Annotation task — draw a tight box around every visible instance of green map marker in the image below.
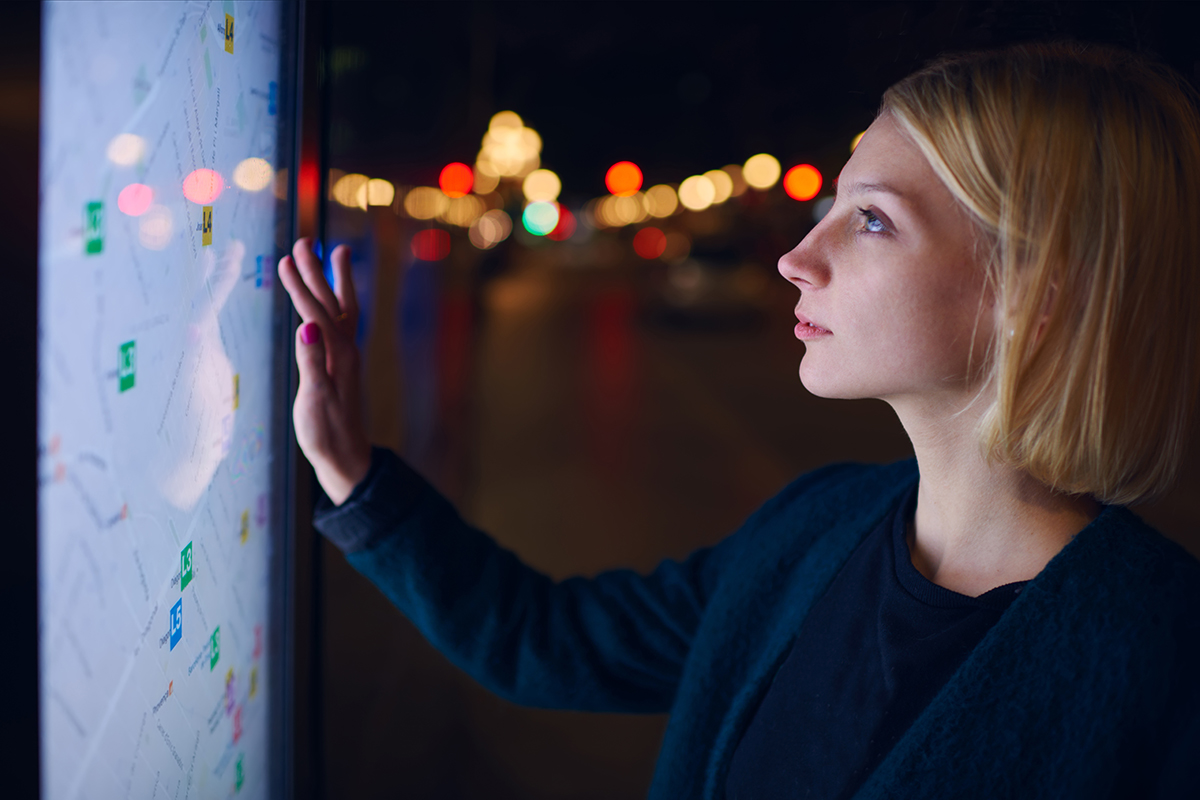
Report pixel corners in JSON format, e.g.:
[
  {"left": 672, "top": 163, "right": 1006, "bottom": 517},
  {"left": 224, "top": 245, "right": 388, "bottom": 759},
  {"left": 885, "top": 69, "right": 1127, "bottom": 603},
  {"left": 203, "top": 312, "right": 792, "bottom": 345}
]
[
  {"left": 235, "top": 755, "right": 244, "bottom": 791},
  {"left": 84, "top": 200, "right": 103, "bottom": 254},
  {"left": 210, "top": 626, "right": 221, "bottom": 670},
  {"left": 181, "top": 542, "right": 193, "bottom": 589},
  {"left": 118, "top": 341, "right": 136, "bottom": 392}
]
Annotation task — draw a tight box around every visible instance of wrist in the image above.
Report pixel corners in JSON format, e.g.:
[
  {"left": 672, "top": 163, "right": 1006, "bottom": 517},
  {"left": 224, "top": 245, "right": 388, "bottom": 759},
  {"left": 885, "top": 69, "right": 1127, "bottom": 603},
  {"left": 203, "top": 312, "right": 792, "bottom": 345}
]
[{"left": 313, "top": 445, "right": 372, "bottom": 506}]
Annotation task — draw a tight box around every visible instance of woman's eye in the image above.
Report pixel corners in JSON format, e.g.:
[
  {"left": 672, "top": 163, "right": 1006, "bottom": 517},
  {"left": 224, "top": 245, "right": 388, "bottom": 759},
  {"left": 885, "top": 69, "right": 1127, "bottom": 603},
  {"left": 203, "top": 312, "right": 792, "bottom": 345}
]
[{"left": 857, "top": 207, "right": 887, "bottom": 234}]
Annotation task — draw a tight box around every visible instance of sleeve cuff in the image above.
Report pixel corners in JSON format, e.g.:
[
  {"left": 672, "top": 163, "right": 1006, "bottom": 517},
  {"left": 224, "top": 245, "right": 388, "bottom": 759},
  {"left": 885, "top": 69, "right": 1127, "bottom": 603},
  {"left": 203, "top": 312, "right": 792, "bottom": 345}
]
[{"left": 312, "top": 446, "right": 431, "bottom": 554}]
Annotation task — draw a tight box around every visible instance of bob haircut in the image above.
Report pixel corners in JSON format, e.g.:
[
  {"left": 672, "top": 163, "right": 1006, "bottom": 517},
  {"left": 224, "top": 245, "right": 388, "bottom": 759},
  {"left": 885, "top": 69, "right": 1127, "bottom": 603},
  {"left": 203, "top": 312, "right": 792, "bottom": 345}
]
[{"left": 883, "top": 43, "right": 1200, "bottom": 506}]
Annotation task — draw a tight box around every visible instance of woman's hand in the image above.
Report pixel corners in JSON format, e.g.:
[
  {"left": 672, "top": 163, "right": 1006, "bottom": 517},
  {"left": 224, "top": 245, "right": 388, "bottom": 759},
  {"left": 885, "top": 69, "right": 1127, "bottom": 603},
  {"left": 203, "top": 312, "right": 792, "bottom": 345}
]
[{"left": 277, "top": 239, "right": 372, "bottom": 505}]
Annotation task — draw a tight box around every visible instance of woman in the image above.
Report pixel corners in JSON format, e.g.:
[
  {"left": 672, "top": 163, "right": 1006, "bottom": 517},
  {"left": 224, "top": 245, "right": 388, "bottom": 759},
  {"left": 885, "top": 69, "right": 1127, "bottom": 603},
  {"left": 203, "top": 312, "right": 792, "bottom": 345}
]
[{"left": 278, "top": 43, "right": 1200, "bottom": 798}]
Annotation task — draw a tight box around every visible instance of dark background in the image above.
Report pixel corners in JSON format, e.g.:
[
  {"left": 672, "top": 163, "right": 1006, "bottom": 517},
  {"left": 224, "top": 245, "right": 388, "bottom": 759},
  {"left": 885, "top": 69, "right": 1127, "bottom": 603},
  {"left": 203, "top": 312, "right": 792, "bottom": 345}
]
[{"left": 298, "top": 3, "right": 1200, "bottom": 799}]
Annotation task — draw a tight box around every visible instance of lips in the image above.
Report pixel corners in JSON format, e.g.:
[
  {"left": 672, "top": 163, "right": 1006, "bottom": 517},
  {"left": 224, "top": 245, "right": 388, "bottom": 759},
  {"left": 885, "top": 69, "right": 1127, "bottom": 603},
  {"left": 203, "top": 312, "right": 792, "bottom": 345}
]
[{"left": 794, "top": 311, "right": 832, "bottom": 334}]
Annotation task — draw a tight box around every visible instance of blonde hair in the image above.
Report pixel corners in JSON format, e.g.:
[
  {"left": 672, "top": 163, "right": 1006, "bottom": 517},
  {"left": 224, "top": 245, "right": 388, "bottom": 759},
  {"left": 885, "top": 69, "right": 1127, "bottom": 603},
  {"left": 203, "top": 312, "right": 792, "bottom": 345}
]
[{"left": 883, "top": 43, "right": 1200, "bottom": 505}]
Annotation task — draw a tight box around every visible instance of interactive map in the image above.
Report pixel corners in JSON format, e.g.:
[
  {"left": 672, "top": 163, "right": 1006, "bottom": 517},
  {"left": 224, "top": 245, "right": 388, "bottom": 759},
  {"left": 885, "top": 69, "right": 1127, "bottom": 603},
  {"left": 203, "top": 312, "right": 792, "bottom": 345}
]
[{"left": 38, "top": 2, "right": 289, "bottom": 797}]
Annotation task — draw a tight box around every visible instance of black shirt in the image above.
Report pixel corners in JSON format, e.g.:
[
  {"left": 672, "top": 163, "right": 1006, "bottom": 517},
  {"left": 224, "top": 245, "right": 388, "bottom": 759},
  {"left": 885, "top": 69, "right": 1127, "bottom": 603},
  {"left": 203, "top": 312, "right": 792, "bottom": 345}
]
[{"left": 725, "top": 485, "right": 1027, "bottom": 799}]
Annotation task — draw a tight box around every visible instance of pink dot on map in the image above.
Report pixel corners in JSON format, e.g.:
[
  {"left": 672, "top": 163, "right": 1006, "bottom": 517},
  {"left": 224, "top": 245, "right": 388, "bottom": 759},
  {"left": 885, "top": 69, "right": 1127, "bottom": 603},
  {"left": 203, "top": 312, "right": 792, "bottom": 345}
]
[
  {"left": 182, "top": 168, "right": 224, "bottom": 204},
  {"left": 117, "top": 183, "right": 154, "bottom": 216}
]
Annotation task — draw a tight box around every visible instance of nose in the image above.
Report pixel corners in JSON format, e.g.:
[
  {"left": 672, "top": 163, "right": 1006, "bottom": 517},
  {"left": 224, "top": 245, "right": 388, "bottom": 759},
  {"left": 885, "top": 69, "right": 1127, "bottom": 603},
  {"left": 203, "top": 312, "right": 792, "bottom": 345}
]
[{"left": 777, "top": 217, "right": 832, "bottom": 290}]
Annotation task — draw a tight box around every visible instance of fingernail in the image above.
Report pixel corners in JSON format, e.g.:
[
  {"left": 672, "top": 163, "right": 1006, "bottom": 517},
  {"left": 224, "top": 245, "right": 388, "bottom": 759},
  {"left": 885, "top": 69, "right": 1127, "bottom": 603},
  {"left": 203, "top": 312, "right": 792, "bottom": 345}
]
[{"left": 301, "top": 322, "right": 321, "bottom": 345}]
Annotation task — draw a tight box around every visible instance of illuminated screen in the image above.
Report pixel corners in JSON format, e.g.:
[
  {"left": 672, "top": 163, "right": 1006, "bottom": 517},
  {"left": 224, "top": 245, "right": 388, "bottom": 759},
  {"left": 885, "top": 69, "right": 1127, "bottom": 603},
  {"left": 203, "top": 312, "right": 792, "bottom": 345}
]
[{"left": 38, "top": 2, "right": 295, "bottom": 797}]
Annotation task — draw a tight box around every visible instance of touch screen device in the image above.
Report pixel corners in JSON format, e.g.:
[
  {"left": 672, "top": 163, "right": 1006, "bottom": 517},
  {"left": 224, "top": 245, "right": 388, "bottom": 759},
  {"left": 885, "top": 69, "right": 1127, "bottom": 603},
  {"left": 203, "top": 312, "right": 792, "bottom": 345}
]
[{"left": 38, "top": 2, "right": 299, "bottom": 797}]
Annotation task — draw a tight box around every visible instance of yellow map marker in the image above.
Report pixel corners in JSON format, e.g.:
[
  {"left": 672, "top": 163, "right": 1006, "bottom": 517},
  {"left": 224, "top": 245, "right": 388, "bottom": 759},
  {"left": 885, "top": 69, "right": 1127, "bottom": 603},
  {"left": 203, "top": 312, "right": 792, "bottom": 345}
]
[
  {"left": 224, "top": 14, "right": 234, "bottom": 54},
  {"left": 240, "top": 509, "right": 249, "bottom": 544},
  {"left": 202, "top": 205, "right": 213, "bottom": 246}
]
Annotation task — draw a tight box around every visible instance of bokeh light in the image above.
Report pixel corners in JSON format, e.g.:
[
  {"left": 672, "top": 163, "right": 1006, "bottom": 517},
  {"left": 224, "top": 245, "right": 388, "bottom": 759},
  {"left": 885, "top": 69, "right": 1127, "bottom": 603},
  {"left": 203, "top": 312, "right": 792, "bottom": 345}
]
[
  {"left": 117, "top": 183, "right": 153, "bottom": 216},
  {"left": 468, "top": 209, "right": 513, "bottom": 250},
  {"left": 596, "top": 193, "right": 647, "bottom": 227},
  {"left": 182, "top": 168, "right": 224, "bottom": 204},
  {"left": 742, "top": 153, "right": 781, "bottom": 190},
  {"left": 633, "top": 226, "right": 667, "bottom": 259},
  {"left": 404, "top": 186, "right": 450, "bottom": 220},
  {"left": 138, "top": 205, "right": 173, "bottom": 249},
  {"left": 678, "top": 175, "right": 716, "bottom": 211},
  {"left": 367, "top": 178, "right": 395, "bottom": 206},
  {"left": 473, "top": 169, "right": 500, "bottom": 195},
  {"left": 411, "top": 229, "right": 451, "bottom": 261},
  {"left": 662, "top": 230, "right": 691, "bottom": 262},
  {"left": 440, "top": 194, "right": 485, "bottom": 227},
  {"left": 644, "top": 184, "right": 678, "bottom": 218},
  {"left": 332, "top": 173, "right": 369, "bottom": 209},
  {"left": 522, "top": 169, "right": 561, "bottom": 203},
  {"left": 478, "top": 111, "right": 542, "bottom": 178},
  {"left": 723, "top": 164, "right": 748, "bottom": 197},
  {"left": 705, "top": 169, "right": 734, "bottom": 204},
  {"left": 106, "top": 133, "right": 145, "bottom": 166},
  {"left": 605, "top": 161, "right": 643, "bottom": 197},
  {"left": 783, "top": 164, "right": 822, "bottom": 201},
  {"left": 439, "top": 162, "right": 474, "bottom": 198},
  {"left": 548, "top": 206, "right": 577, "bottom": 241},
  {"left": 851, "top": 130, "right": 866, "bottom": 153},
  {"left": 233, "top": 157, "right": 273, "bottom": 191},
  {"left": 522, "top": 201, "right": 560, "bottom": 236}
]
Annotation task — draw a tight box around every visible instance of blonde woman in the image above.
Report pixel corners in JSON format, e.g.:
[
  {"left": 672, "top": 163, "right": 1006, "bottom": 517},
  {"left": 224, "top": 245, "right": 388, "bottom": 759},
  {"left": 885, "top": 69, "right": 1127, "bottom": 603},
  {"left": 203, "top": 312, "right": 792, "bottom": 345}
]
[{"left": 279, "top": 43, "right": 1200, "bottom": 798}]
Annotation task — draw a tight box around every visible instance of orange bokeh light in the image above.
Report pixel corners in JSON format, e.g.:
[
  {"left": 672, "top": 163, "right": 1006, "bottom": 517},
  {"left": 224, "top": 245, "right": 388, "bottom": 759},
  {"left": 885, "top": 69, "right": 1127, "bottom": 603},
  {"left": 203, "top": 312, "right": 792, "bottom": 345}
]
[
  {"left": 632, "top": 226, "right": 667, "bottom": 259},
  {"left": 182, "top": 168, "right": 224, "bottom": 204},
  {"left": 605, "top": 161, "right": 643, "bottom": 197},
  {"left": 783, "top": 164, "right": 823, "bottom": 201},
  {"left": 439, "top": 163, "right": 474, "bottom": 198}
]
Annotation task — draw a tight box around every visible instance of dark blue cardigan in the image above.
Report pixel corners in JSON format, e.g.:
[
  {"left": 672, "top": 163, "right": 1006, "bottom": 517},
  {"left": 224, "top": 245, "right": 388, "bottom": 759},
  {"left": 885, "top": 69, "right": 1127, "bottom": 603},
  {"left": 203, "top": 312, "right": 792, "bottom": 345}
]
[{"left": 314, "top": 448, "right": 1200, "bottom": 798}]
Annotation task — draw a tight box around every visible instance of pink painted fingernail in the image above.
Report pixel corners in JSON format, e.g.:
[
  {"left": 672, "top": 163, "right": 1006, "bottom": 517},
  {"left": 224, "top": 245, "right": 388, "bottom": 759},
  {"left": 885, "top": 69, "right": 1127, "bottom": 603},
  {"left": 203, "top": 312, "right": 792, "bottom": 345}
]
[{"left": 301, "top": 322, "right": 321, "bottom": 345}]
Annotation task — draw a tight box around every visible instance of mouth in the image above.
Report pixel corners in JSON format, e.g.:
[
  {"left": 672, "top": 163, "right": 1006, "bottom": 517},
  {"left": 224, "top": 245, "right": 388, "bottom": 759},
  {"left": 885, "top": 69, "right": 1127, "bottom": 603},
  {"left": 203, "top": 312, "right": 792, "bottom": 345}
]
[{"left": 794, "top": 311, "right": 832, "bottom": 336}]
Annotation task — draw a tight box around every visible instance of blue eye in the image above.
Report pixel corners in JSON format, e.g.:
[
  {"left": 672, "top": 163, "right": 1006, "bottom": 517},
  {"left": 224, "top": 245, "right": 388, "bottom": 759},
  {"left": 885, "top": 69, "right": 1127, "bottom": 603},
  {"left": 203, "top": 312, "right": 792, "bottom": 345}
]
[{"left": 857, "top": 207, "right": 887, "bottom": 234}]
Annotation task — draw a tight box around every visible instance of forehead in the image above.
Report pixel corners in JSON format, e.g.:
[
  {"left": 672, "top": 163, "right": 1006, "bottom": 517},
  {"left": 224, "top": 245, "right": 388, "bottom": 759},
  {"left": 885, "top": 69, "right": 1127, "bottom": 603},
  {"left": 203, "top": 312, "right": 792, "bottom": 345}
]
[{"left": 839, "top": 114, "right": 943, "bottom": 200}]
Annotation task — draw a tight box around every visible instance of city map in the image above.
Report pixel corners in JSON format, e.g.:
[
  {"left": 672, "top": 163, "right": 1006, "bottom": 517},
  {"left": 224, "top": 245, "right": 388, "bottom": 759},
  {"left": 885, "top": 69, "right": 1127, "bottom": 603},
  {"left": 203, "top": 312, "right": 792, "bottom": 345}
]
[{"left": 39, "top": 2, "right": 288, "bottom": 797}]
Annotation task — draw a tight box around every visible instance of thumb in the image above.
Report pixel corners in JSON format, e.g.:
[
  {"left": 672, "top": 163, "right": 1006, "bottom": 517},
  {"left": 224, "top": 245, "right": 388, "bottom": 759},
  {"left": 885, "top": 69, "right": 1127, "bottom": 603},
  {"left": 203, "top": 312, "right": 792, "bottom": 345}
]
[{"left": 295, "top": 322, "right": 332, "bottom": 396}]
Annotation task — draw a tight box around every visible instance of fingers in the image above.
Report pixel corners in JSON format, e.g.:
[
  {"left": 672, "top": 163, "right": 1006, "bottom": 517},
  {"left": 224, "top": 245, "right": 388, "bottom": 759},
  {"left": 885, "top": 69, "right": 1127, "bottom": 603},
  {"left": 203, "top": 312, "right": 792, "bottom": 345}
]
[
  {"left": 294, "top": 321, "right": 333, "bottom": 397},
  {"left": 330, "top": 244, "right": 359, "bottom": 334},
  {"left": 291, "top": 238, "right": 342, "bottom": 321},
  {"left": 278, "top": 253, "right": 335, "bottom": 327}
]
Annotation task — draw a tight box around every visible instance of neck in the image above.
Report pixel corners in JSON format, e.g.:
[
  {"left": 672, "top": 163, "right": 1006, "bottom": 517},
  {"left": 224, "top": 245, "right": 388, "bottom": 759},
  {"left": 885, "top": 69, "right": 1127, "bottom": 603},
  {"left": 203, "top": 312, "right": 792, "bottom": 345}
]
[{"left": 889, "top": 393, "right": 1100, "bottom": 597}]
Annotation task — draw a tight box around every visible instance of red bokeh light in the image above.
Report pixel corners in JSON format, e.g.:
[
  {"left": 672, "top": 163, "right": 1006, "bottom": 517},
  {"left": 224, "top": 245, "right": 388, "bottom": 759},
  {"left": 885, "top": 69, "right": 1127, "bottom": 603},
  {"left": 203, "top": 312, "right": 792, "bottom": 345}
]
[
  {"left": 632, "top": 226, "right": 667, "bottom": 259},
  {"left": 411, "top": 229, "right": 451, "bottom": 261},
  {"left": 439, "top": 163, "right": 474, "bottom": 198},
  {"left": 605, "top": 161, "right": 643, "bottom": 197},
  {"left": 117, "top": 183, "right": 154, "bottom": 216},
  {"left": 182, "top": 168, "right": 224, "bottom": 204},
  {"left": 547, "top": 205, "right": 576, "bottom": 241},
  {"left": 783, "top": 164, "right": 823, "bottom": 201}
]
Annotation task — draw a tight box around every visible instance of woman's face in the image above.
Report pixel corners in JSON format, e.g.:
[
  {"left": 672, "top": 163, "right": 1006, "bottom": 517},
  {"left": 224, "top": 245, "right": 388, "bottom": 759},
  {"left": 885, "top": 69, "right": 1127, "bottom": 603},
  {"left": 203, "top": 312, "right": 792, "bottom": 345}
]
[{"left": 778, "top": 113, "right": 994, "bottom": 408}]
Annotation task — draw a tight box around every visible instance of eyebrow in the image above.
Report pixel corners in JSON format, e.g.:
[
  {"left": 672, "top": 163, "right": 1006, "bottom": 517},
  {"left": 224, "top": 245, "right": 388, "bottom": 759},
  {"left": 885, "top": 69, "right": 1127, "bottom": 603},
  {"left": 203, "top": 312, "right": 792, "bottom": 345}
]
[{"left": 840, "top": 180, "right": 907, "bottom": 199}]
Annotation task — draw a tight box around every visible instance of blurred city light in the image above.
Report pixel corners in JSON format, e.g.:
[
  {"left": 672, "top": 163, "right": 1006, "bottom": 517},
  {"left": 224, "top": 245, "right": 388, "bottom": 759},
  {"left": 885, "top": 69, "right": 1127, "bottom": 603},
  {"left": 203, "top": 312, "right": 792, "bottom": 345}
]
[
  {"left": 704, "top": 169, "right": 734, "bottom": 204},
  {"left": 723, "top": 164, "right": 748, "bottom": 197},
  {"left": 522, "top": 201, "right": 560, "bottom": 235},
  {"left": 138, "top": 205, "right": 173, "bottom": 249},
  {"left": 367, "top": 178, "right": 395, "bottom": 206},
  {"left": 411, "top": 229, "right": 451, "bottom": 261},
  {"left": 643, "top": 184, "right": 678, "bottom": 218},
  {"left": 522, "top": 168, "right": 562, "bottom": 203},
  {"left": 605, "top": 161, "right": 643, "bottom": 197},
  {"left": 633, "top": 226, "right": 667, "bottom": 259},
  {"left": 332, "top": 173, "right": 369, "bottom": 209},
  {"left": 404, "top": 186, "right": 450, "bottom": 219},
  {"left": 490, "top": 110, "right": 523, "bottom": 130},
  {"left": 117, "top": 183, "right": 153, "bottom": 216},
  {"left": 479, "top": 110, "right": 542, "bottom": 179},
  {"left": 469, "top": 209, "right": 513, "bottom": 250},
  {"left": 473, "top": 169, "right": 500, "bottom": 195},
  {"left": 813, "top": 196, "right": 835, "bottom": 223},
  {"left": 106, "top": 133, "right": 145, "bottom": 166},
  {"left": 851, "top": 130, "right": 866, "bottom": 152},
  {"left": 783, "top": 164, "right": 822, "bottom": 201},
  {"left": 441, "top": 194, "right": 485, "bottom": 227},
  {"left": 678, "top": 174, "right": 716, "bottom": 211},
  {"left": 182, "top": 168, "right": 224, "bottom": 204},
  {"left": 439, "top": 162, "right": 474, "bottom": 198},
  {"left": 742, "top": 153, "right": 781, "bottom": 190},
  {"left": 596, "top": 193, "right": 647, "bottom": 227},
  {"left": 547, "top": 206, "right": 577, "bottom": 241},
  {"left": 662, "top": 230, "right": 691, "bottom": 262},
  {"left": 233, "top": 157, "right": 273, "bottom": 192}
]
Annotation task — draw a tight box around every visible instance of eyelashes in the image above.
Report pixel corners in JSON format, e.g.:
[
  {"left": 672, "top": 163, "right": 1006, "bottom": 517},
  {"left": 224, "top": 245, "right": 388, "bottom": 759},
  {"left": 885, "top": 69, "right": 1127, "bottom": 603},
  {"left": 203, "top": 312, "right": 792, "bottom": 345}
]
[{"left": 856, "top": 207, "right": 888, "bottom": 235}]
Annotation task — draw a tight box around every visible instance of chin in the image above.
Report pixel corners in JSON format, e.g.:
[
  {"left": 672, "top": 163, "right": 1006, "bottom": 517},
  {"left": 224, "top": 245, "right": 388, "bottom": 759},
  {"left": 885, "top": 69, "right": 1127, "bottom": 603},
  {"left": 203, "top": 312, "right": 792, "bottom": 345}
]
[{"left": 797, "top": 357, "right": 880, "bottom": 400}]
